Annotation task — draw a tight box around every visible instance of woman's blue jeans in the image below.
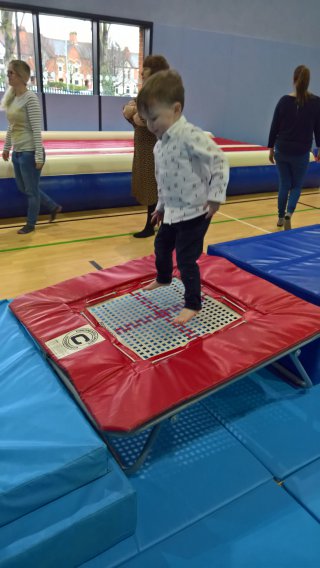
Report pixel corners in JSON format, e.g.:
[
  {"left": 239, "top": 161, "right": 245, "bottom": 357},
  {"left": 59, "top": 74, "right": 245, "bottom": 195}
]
[
  {"left": 274, "top": 149, "right": 310, "bottom": 217},
  {"left": 12, "top": 151, "right": 57, "bottom": 228}
]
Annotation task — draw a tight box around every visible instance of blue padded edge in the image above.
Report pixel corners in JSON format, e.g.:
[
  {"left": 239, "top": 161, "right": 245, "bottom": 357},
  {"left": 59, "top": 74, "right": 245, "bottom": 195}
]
[
  {"left": 207, "top": 224, "right": 320, "bottom": 306},
  {"left": 114, "top": 480, "right": 320, "bottom": 568},
  {"left": 284, "top": 457, "right": 320, "bottom": 522},
  {"left": 1, "top": 163, "right": 319, "bottom": 218},
  {"left": 0, "top": 459, "right": 137, "bottom": 568},
  {"left": 0, "top": 300, "right": 109, "bottom": 526},
  {"left": 203, "top": 368, "right": 320, "bottom": 480}
]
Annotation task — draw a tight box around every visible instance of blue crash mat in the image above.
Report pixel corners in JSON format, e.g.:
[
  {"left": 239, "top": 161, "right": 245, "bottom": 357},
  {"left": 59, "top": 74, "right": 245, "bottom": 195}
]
[
  {"left": 0, "top": 300, "right": 109, "bottom": 526},
  {"left": 0, "top": 458, "right": 136, "bottom": 568},
  {"left": 207, "top": 224, "right": 320, "bottom": 306}
]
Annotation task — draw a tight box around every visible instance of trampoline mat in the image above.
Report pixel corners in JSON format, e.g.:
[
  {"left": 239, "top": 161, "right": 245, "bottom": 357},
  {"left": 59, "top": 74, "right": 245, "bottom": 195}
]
[
  {"left": 87, "top": 279, "right": 241, "bottom": 360},
  {"left": 10, "top": 255, "right": 320, "bottom": 434}
]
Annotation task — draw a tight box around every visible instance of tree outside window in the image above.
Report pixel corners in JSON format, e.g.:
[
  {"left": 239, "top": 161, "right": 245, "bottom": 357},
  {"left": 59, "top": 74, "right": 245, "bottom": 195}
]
[
  {"left": 0, "top": 10, "right": 36, "bottom": 90},
  {"left": 99, "top": 23, "right": 142, "bottom": 96}
]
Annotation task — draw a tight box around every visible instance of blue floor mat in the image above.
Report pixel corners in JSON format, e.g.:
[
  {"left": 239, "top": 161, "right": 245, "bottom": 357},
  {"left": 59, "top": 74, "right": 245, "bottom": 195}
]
[
  {"left": 82, "top": 401, "right": 271, "bottom": 566},
  {"left": 116, "top": 480, "right": 320, "bottom": 568},
  {"left": 203, "top": 368, "right": 320, "bottom": 480},
  {"left": 284, "top": 457, "right": 320, "bottom": 521}
]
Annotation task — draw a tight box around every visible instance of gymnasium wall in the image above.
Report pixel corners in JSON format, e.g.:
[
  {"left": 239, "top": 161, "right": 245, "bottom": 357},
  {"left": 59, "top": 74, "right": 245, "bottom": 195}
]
[{"left": 3, "top": 0, "right": 320, "bottom": 144}]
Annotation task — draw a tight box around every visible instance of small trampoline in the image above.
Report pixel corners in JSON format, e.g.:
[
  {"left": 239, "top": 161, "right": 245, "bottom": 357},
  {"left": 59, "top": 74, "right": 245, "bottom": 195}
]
[{"left": 10, "top": 255, "right": 320, "bottom": 472}]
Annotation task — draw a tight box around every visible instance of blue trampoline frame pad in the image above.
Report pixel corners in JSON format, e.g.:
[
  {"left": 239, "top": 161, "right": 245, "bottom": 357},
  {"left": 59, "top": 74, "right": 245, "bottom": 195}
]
[
  {"left": 207, "top": 225, "right": 320, "bottom": 385},
  {"left": 0, "top": 299, "right": 109, "bottom": 526},
  {"left": 207, "top": 224, "right": 320, "bottom": 307}
]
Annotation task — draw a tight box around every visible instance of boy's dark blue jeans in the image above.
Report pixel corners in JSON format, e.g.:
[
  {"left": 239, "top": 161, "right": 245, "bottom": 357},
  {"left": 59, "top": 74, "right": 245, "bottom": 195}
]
[{"left": 154, "top": 213, "right": 211, "bottom": 311}]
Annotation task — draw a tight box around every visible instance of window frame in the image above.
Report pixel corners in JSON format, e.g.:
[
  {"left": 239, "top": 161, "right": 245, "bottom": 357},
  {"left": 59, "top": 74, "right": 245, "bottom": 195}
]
[{"left": 0, "top": 2, "right": 153, "bottom": 129}]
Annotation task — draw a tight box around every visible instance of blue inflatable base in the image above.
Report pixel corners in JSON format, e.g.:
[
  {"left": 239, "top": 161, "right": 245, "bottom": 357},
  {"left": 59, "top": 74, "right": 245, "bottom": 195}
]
[
  {"left": 0, "top": 173, "right": 137, "bottom": 218},
  {"left": 1, "top": 162, "right": 319, "bottom": 218}
]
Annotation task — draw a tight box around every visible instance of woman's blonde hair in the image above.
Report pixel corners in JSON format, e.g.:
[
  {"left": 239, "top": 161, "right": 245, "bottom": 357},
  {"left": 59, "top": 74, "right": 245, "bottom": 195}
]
[{"left": 1, "top": 60, "right": 30, "bottom": 110}]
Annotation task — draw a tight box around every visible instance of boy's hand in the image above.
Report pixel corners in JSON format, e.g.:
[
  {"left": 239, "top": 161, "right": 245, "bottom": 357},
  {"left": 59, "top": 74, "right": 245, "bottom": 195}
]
[
  {"left": 151, "top": 210, "right": 164, "bottom": 226},
  {"left": 205, "top": 201, "right": 220, "bottom": 219},
  {"left": 2, "top": 150, "right": 9, "bottom": 161}
]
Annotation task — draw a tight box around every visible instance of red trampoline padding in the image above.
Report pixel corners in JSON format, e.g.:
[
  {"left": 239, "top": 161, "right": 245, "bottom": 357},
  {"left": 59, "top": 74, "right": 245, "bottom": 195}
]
[{"left": 10, "top": 255, "right": 320, "bottom": 433}]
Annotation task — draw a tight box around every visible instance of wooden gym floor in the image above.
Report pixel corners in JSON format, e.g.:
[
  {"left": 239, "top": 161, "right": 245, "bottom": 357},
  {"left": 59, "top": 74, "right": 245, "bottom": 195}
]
[{"left": 0, "top": 188, "right": 319, "bottom": 300}]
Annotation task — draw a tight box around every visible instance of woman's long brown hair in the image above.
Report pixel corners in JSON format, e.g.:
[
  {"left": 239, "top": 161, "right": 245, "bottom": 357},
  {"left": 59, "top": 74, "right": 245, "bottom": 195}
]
[{"left": 293, "top": 65, "right": 310, "bottom": 106}]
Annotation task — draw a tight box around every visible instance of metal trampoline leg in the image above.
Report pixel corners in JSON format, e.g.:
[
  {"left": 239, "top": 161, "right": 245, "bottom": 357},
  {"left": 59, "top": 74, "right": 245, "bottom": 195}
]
[
  {"left": 272, "top": 349, "right": 313, "bottom": 389},
  {"left": 288, "top": 349, "right": 313, "bottom": 388},
  {"left": 104, "top": 423, "right": 163, "bottom": 475}
]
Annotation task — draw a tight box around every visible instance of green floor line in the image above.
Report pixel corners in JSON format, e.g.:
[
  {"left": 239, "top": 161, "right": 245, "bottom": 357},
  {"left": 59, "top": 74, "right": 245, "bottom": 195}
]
[
  {"left": 0, "top": 207, "right": 314, "bottom": 254},
  {"left": 0, "top": 232, "right": 132, "bottom": 253},
  {"left": 235, "top": 207, "right": 312, "bottom": 221}
]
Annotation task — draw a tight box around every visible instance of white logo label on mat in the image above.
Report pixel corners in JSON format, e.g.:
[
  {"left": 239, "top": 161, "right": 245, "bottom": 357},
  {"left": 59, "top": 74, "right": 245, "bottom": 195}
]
[{"left": 45, "top": 325, "right": 105, "bottom": 359}]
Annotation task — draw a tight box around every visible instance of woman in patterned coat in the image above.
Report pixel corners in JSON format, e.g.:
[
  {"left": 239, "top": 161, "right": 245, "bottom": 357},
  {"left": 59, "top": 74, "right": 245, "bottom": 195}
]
[{"left": 123, "top": 55, "right": 169, "bottom": 238}]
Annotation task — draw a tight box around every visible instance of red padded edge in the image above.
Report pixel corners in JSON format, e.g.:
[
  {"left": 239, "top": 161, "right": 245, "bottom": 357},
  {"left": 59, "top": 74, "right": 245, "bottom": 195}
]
[{"left": 10, "top": 255, "right": 320, "bottom": 433}]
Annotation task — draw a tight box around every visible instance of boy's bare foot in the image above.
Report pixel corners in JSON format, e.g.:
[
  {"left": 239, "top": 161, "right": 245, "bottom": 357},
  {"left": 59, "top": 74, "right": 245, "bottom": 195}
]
[
  {"left": 144, "top": 280, "right": 171, "bottom": 291},
  {"left": 173, "top": 308, "right": 199, "bottom": 324}
]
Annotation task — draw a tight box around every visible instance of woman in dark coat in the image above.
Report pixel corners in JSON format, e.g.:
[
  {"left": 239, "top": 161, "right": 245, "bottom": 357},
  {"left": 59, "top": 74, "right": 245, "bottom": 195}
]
[{"left": 268, "top": 65, "right": 320, "bottom": 230}]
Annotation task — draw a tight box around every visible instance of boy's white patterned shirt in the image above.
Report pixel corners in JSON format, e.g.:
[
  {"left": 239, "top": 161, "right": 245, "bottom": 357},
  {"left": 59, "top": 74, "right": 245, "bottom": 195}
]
[{"left": 154, "top": 115, "right": 229, "bottom": 224}]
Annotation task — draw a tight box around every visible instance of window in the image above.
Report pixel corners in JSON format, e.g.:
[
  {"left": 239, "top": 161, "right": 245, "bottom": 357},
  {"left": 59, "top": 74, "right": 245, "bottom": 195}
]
[
  {"left": 39, "top": 14, "right": 93, "bottom": 95},
  {"left": 99, "top": 22, "right": 142, "bottom": 96},
  {"left": 0, "top": 7, "right": 151, "bottom": 105},
  {"left": 0, "top": 9, "right": 36, "bottom": 91}
]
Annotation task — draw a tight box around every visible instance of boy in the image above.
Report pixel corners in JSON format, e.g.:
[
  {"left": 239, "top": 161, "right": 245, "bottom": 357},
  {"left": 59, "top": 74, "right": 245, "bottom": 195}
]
[{"left": 137, "top": 70, "right": 229, "bottom": 324}]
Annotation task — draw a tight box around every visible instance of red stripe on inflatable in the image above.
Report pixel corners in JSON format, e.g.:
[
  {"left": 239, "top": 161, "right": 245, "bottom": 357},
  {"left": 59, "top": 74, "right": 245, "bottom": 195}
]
[{"left": 43, "top": 140, "right": 134, "bottom": 149}]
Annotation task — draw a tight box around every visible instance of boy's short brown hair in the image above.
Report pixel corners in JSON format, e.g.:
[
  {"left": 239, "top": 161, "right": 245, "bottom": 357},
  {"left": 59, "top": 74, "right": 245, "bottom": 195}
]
[{"left": 137, "top": 70, "right": 185, "bottom": 114}]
